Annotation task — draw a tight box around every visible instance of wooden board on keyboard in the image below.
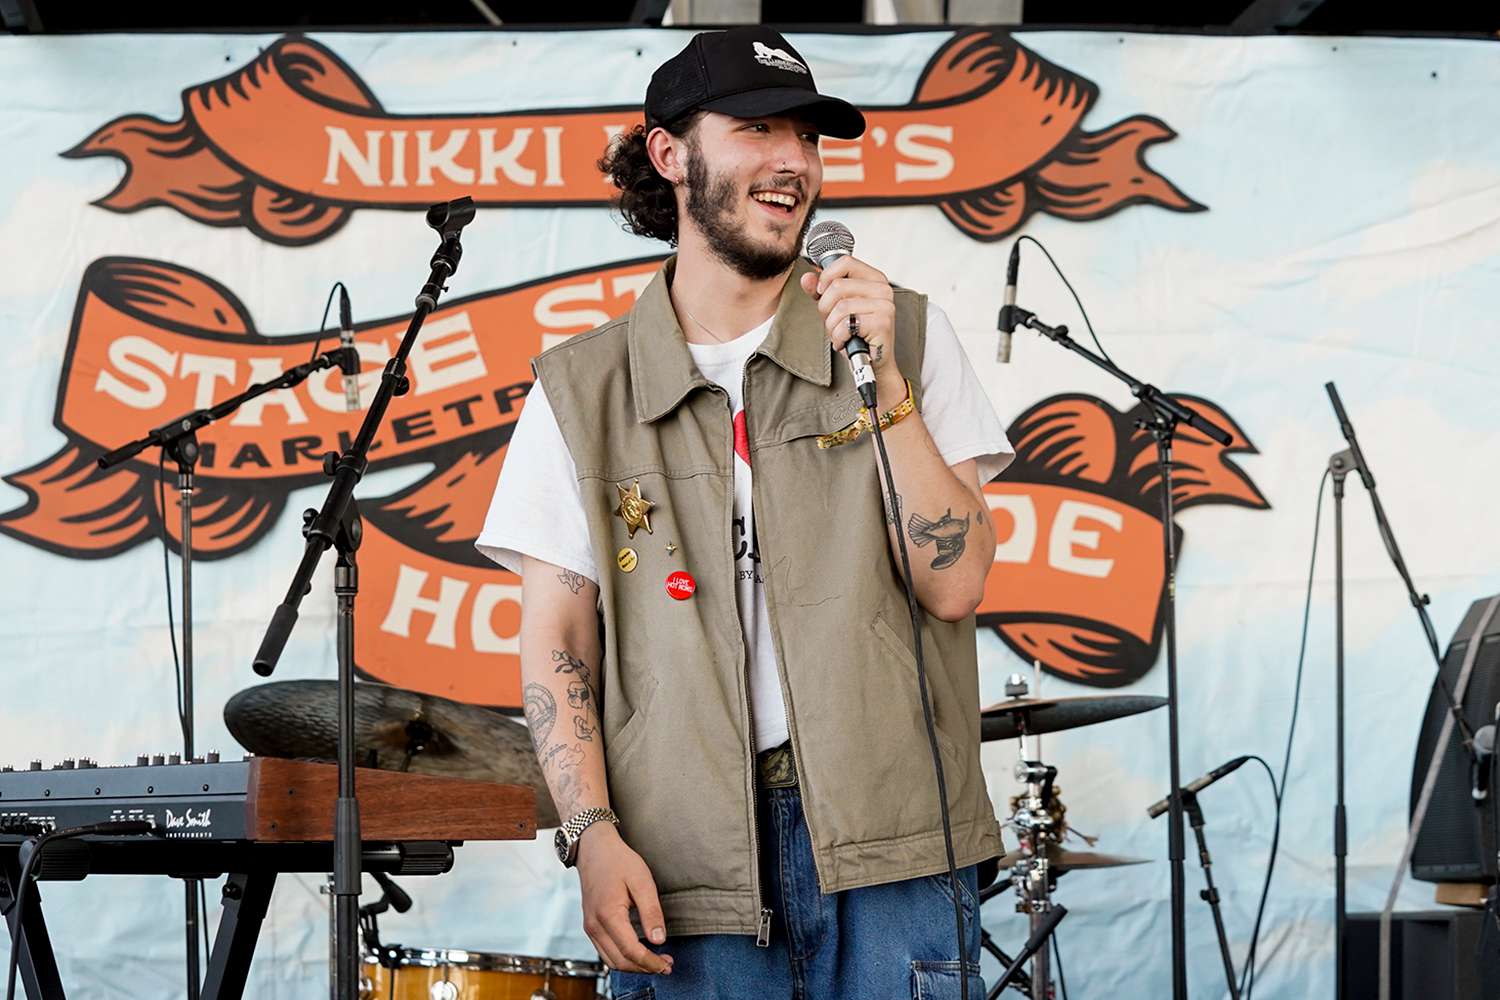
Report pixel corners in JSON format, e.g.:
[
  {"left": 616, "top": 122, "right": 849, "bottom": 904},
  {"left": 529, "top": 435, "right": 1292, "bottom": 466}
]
[{"left": 245, "top": 758, "right": 535, "bottom": 842}]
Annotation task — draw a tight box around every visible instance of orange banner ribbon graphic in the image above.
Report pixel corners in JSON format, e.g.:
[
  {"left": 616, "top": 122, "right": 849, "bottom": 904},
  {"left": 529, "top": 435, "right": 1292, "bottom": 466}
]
[
  {"left": 978, "top": 393, "right": 1269, "bottom": 687},
  {"left": 2, "top": 260, "right": 1264, "bottom": 706},
  {"left": 67, "top": 30, "right": 1203, "bottom": 245}
]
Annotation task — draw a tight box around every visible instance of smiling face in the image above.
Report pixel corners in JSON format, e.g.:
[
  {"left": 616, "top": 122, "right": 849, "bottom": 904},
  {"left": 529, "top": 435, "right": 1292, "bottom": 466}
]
[{"left": 675, "top": 111, "right": 823, "bottom": 280}]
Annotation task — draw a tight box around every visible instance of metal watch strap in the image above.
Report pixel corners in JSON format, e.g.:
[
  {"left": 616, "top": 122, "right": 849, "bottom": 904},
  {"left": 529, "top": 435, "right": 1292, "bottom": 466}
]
[{"left": 563, "top": 806, "right": 618, "bottom": 863}]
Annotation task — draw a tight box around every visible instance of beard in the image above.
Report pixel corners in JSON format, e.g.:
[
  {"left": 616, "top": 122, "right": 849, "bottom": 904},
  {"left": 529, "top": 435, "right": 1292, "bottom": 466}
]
[{"left": 683, "top": 146, "right": 818, "bottom": 281}]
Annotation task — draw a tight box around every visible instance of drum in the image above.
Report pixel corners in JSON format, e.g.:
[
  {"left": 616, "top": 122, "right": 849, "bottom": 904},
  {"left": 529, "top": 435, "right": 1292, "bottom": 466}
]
[{"left": 360, "top": 948, "right": 604, "bottom": 999}]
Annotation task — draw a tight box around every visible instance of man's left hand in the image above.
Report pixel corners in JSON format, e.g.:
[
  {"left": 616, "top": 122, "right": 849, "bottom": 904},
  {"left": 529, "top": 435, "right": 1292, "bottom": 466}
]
[{"left": 800, "top": 256, "right": 905, "bottom": 406}]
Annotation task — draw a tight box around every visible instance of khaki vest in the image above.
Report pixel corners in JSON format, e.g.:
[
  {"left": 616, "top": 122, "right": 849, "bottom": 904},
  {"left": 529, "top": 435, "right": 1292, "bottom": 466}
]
[{"left": 534, "top": 257, "right": 1001, "bottom": 936}]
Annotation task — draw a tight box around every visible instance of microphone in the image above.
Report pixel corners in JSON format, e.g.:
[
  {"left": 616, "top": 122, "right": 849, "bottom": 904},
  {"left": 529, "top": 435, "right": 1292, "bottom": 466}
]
[
  {"left": 804, "top": 220, "right": 876, "bottom": 406},
  {"left": 1473, "top": 703, "right": 1499, "bottom": 802},
  {"left": 997, "top": 241, "right": 1020, "bottom": 363},
  {"left": 338, "top": 286, "right": 360, "bottom": 412},
  {"left": 1146, "top": 755, "right": 1251, "bottom": 819}
]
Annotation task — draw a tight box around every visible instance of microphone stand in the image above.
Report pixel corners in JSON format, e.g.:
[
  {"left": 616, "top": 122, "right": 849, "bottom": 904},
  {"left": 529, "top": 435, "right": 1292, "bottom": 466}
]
[
  {"left": 1010, "top": 305, "right": 1232, "bottom": 1000},
  {"left": 249, "top": 196, "right": 475, "bottom": 1000},
  {"left": 97, "top": 340, "right": 363, "bottom": 1000},
  {"left": 1322, "top": 382, "right": 1477, "bottom": 999},
  {"left": 1182, "top": 791, "right": 1240, "bottom": 1000}
]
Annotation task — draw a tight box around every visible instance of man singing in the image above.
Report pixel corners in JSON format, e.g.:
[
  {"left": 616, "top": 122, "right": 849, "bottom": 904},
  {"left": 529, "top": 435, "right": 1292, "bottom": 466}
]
[{"left": 477, "top": 25, "right": 1013, "bottom": 998}]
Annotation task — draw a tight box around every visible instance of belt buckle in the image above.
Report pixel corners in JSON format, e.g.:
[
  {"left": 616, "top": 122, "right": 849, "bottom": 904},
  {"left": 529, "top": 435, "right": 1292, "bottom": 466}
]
[{"left": 758, "top": 743, "right": 797, "bottom": 788}]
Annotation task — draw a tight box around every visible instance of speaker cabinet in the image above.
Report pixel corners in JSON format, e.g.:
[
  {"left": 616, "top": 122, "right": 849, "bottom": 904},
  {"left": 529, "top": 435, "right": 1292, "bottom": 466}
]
[{"left": 1410, "top": 595, "right": 1500, "bottom": 883}]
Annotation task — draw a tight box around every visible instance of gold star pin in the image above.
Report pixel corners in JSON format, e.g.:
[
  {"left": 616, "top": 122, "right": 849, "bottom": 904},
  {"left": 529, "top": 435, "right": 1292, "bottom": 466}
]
[
  {"left": 665, "top": 542, "right": 677, "bottom": 557},
  {"left": 614, "top": 480, "right": 655, "bottom": 538}
]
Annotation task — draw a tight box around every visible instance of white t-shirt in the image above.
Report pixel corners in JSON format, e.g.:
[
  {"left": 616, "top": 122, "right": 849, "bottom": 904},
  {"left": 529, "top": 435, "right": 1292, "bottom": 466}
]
[{"left": 476, "top": 301, "right": 1013, "bottom": 751}]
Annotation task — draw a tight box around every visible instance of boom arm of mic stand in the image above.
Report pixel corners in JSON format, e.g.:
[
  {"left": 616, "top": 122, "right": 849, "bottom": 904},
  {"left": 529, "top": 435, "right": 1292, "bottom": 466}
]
[
  {"left": 1324, "top": 381, "right": 1477, "bottom": 755},
  {"left": 97, "top": 349, "right": 351, "bottom": 471},
  {"left": 1012, "top": 308, "right": 1232, "bottom": 446}
]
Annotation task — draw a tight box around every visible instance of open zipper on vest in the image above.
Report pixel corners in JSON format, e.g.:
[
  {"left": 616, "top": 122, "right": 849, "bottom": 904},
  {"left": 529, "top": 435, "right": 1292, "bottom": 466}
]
[
  {"left": 740, "top": 357, "right": 830, "bottom": 943},
  {"left": 713, "top": 380, "right": 773, "bottom": 947}
]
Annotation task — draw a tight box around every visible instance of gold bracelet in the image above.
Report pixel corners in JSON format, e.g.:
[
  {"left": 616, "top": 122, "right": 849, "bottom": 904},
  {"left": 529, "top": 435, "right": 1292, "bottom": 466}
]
[{"left": 817, "top": 379, "right": 915, "bottom": 449}]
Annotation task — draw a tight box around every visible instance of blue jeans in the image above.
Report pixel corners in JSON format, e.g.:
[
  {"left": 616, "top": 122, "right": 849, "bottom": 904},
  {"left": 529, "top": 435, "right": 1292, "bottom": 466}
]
[{"left": 609, "top": 784, "right": 984, "bottom": 999}]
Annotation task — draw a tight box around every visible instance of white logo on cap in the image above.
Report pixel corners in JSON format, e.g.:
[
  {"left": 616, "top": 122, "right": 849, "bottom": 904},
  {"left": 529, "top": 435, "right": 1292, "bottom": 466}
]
[{"left": 752, "top": 41, "right": 809, "bottom": 75}]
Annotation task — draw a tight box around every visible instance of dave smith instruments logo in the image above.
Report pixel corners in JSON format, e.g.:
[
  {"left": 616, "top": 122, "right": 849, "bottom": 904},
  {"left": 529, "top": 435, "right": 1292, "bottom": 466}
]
[
  {"left": 977, "top": 394, "right": 1269, "bottom": 687},
  {"left": 64, "top": 29, "right": 1201, "bottom": 246}
]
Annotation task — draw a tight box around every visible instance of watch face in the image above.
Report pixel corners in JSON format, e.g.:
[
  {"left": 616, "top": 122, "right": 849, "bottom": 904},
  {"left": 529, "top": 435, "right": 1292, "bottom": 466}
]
[{"left": 554, "top": 827, "right": 571, "bottom": 865}]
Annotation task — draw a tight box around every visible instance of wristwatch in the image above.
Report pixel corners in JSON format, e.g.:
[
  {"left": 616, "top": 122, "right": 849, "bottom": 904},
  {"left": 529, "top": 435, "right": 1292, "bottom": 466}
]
[{"left": 554, "top": 806, "right": 619, "bottom": 868}]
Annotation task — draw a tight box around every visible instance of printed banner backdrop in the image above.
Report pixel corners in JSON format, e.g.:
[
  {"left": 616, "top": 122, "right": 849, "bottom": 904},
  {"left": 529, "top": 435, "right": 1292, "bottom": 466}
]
[{"left": 1, "top": 25, "right": 1498, "bottom": 998}]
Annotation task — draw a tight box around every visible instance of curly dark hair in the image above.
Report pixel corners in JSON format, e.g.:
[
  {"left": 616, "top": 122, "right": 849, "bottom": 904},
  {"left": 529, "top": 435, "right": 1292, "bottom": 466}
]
[{"left": 597, "top": 114, "right": 702, "bottom": 246}]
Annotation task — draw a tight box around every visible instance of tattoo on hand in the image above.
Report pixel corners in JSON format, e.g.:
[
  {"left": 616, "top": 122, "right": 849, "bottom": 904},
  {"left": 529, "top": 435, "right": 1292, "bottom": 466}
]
[
  {"left": 557, "top": 569, "right": 586, "bottom": 595},
  {"left": 573, "top": 715, "right": 597, "bottom": 741},
  {"left": 523, "top": 683, "right": 556, "bottom": 747},
  {"left": 907, "top": 508, "right": 971, "bottom": 570},
  {"left": 872, "top": 343, "right": 885, "bottom": 363}
]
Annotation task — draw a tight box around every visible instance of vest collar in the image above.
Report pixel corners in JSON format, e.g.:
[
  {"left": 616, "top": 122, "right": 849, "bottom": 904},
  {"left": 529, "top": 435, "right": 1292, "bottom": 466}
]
[{"left": 630, "top": 256, "right": 833, "bottom": 424}]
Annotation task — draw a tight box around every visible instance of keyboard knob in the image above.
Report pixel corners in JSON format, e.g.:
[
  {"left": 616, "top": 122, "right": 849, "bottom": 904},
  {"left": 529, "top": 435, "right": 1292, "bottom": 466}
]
[
  {"left": 167, "top": 753, "right": 182, "bottom": 765},
  {"left": 136, "top": 755, "right": 150, "bottom": 767},
  {"left": 206, "top": 750, "right": 221, "bottom": 764},
  {"left": 151, "top": 754, "right": 165, "bottom": 766}
]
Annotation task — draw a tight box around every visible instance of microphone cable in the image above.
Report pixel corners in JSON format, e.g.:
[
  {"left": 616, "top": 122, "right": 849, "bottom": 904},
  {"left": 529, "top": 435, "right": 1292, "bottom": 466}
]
[
  {"left": 1012, "top": 234, "right": 1113, "bottom": 365},
  {"left": 5, "top": 821, "right": 156, "bottom": 1000},
  {"left": 864, "top": 381, "right": 973, "bottom": 1000},
  {"left": 1240, "top": 468, "right": 1330, "bottom": 997}
]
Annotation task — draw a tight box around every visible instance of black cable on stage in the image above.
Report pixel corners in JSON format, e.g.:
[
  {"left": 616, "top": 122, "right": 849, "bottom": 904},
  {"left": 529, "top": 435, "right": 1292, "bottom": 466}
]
[
  {"left": 158, "top": 449, "right": 187, "bottom": 749},
  {"left": 307, "top": 281, "right": 346, "bottom": 363},
  {"left": 1014, "top": 234, "right": 1113, "bottom": 365},
  {"left": 156, "top": 280, "right": 348, "bottom": 746},
  {"left": 866, "top": 383, "right": 971, "bottom": 1000},
  {"left": 5, "top": 821, "right": 155, "bottom": 1000},
  {"left": 1239, "top": 468, "right": 1330, "bottom": 998},
  {"left": 200, "top": 878, "right": 211, "bottom": 959}
]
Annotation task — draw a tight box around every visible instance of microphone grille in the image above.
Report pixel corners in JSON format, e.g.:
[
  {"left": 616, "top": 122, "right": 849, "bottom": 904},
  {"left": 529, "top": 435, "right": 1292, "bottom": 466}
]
[{"left": 805, "top": 220, "right": 854, "bottom": 263}]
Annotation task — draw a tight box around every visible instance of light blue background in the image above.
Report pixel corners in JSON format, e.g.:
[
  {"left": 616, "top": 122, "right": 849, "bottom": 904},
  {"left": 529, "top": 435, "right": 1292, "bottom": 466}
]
[{"left": 1, "top": 26, "right": 1498, "bottom": 998}]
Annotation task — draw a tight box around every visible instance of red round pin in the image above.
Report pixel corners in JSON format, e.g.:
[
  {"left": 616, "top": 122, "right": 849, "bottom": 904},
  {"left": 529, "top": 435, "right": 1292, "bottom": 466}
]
[{"left": 665, "top": 571, "right": 696, "bottom": 601}]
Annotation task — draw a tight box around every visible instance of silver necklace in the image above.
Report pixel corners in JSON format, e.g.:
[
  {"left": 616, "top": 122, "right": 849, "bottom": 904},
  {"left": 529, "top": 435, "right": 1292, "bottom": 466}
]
[{"left": 677, "top": 300, "right": 738, "bottom": 345}]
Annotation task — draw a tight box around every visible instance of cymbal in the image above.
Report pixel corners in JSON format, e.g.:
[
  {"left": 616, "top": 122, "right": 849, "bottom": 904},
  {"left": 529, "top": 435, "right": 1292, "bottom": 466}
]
[
  {"left": 980, "top": 694, "right": 1168, "bottom": 742},
  {"left": 224, "top": 680, "right": 559, "bottom": 828},
  {"left": 999, "top": 846, "right": 1150, "bottom": 873}
]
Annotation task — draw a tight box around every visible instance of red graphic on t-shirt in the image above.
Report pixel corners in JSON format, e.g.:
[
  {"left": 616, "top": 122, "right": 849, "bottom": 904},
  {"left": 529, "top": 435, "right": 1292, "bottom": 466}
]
[{"left": 734, "top": 410, "right": 750, "bottom": 466}]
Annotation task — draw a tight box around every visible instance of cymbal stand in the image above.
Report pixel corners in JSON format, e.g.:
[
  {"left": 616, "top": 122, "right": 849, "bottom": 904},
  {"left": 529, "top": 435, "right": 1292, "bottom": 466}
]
[{"left": 1011, "top": 751, "right": 1059, "bottom": 1000}]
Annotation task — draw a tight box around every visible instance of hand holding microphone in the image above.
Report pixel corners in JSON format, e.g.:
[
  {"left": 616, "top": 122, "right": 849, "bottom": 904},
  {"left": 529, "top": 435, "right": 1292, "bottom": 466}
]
[{"left": 801, "top": 221, "right": 899, "bottom": 409}]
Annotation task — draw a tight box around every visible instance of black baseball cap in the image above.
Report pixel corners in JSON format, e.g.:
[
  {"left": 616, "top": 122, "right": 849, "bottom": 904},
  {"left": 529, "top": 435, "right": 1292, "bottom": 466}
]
[{"left": 644, "top": 26, "right": 865, "bottom": 140}]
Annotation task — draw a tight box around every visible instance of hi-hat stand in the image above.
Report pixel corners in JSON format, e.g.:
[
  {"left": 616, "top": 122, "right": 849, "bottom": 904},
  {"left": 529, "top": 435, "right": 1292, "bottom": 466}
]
[
  {"left": 1006, "top": 302, "right": 1231, "bottom": 1000},
  {"left": 97, "top": 335, "right": 365, "bottom": 1000},
  {"left": 250, "top": 196, "right": 475, "bottom": 1000}
]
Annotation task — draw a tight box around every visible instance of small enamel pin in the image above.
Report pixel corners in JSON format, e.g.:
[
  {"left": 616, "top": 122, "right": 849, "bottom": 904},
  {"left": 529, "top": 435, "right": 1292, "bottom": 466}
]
[
  {"left": 666, "top": 571, "right": 696, "bottom": 601},
  {"left": 665, "top": 542, "right": 678, "bottom": 557},
  {"left": 613, "top": 479, "right": 655, "bottom": 538},
  {"left": 616, "top": 548, "right": 639, "bottom": 573}
]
